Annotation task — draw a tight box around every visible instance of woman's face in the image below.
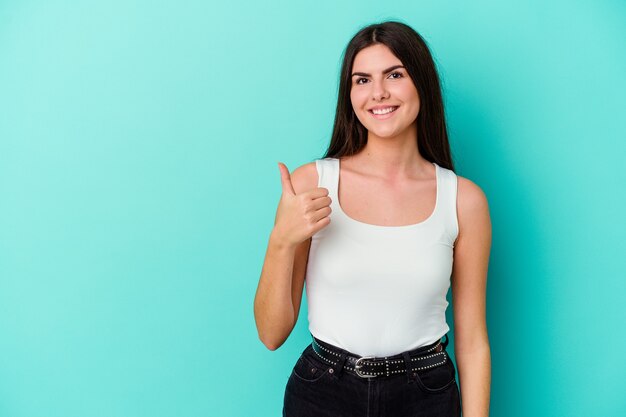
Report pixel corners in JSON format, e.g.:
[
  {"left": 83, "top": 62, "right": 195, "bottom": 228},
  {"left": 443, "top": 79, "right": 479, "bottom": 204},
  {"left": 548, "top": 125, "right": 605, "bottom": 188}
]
[{"left": 350, "top": 44, "right": 420, "bottom": 139}]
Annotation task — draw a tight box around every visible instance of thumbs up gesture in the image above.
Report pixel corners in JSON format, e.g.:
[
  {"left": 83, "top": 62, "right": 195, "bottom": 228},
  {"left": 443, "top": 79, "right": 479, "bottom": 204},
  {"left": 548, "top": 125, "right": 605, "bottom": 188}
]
[{"left": 273, "top": 162, "right": 332, "bottom": 248}]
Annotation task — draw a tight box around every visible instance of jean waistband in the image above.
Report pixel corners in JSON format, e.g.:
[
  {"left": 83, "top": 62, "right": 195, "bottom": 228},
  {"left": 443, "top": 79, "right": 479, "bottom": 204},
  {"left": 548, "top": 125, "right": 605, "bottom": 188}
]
[{"left": 309, "top": 333, "right": 451, "bottom": 379}]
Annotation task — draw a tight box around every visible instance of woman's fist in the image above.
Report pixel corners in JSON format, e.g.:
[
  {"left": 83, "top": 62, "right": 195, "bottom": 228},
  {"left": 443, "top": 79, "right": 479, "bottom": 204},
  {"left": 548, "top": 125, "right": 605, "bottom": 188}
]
[{"left": 273, "top": 162, "right": 332, "bottom": 247}]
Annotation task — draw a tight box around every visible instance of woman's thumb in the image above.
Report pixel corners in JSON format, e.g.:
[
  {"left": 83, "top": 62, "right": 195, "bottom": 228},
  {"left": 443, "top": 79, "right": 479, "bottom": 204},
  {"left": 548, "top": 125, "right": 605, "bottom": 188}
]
[{"left": 278, "top": 162, "right": 296, "bottom": 195}]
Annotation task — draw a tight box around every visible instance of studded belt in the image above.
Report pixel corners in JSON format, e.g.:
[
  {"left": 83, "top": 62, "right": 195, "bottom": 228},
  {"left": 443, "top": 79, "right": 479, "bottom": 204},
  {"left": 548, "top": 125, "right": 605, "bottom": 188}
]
[{"left": 311, "top": 334, "right": 449, "bottom": 378}]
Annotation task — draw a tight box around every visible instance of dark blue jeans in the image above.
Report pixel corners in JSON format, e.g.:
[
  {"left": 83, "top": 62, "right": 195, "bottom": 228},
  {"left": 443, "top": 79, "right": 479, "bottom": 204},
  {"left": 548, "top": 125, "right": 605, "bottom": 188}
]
[{"left": 283, "top": 336, "right": 461, "bottom": 417}]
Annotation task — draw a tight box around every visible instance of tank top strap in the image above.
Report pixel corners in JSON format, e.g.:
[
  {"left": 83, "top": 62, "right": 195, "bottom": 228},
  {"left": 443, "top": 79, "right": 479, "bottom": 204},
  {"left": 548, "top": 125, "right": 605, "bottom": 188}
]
[
  {"left": 315, "top": 157, "right": 339, "bottom": 197},
  {"left": 434, "top": 163, "right": 460, "bottom": 246}
]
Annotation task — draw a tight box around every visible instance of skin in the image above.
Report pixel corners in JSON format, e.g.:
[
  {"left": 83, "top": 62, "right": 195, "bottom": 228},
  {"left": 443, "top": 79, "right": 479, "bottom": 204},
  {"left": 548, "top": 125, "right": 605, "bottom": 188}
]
[{"left": 254, "top": 43, "right": 491, "bottom": 417}]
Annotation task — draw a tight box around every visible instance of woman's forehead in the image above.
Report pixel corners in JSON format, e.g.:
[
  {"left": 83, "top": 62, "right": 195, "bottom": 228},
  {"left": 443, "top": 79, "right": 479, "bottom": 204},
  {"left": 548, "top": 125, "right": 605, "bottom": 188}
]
[{"left": 352, "top": 44, "right": 402, "bottom": 71}]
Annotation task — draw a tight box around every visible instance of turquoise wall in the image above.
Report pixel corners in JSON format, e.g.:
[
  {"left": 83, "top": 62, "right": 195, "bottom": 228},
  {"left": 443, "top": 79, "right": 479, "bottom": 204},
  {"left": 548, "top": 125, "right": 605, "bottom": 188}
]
[{"left": 1, "top": 1, "right": 624, "bottom": 416}]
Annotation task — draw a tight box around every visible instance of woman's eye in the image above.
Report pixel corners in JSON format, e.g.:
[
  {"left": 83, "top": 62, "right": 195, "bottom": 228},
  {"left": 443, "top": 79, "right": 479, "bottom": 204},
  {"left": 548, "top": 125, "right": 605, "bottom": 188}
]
[{"left": 355, "top": 72, "right": 402, "bottom": 85}]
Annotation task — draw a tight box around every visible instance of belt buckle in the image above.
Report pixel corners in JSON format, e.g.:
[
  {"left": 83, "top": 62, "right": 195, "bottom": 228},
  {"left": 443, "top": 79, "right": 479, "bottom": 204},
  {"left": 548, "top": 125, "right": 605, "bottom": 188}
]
[{"left": 354, "top": 356, "right": 377, "bottom": 378}]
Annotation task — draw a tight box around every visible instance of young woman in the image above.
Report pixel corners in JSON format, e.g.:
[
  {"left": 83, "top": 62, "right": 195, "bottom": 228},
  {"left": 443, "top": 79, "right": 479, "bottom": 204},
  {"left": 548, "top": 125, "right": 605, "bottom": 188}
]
[{"left": 254, "top": 21, "right": 491, "bottom": 417}]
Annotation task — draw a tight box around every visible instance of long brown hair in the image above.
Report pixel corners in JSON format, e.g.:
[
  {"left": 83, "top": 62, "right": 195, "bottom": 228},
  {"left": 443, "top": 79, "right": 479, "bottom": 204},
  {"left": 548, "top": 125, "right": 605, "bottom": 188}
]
[{"left": 322, "top": 21, "right": 455, "bottom": 172}]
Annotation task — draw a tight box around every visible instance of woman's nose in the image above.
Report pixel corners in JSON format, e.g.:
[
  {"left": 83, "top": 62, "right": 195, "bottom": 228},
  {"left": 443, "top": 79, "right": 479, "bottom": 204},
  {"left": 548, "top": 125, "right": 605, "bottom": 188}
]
[{"left": 371, "top": 79, "right": 390, "bottom": 101}]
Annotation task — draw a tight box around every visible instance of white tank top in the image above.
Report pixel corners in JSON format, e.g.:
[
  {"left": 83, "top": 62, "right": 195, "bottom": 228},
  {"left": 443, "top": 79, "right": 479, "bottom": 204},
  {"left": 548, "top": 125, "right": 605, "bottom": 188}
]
[{"left": 305, "top": 157, "right": 459, "bottom": 357}]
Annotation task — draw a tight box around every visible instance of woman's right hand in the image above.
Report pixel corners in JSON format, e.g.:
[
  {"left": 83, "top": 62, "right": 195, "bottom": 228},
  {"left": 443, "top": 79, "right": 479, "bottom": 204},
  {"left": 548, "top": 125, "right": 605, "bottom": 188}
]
[{"left": 272, "top": 162, "right": 332, "bottom": 248}]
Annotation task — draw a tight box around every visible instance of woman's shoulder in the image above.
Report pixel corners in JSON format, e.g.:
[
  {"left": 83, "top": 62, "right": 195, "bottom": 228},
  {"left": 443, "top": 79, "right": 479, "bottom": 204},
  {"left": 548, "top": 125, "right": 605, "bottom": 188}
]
[
  {"left": 456, "top": 174, "right": 489, "bottom": 211},
  {"left": 288, "top": 160, "right": 320, "bottom": 194},
  {"left": 455, "top": 174, "right": 491, "bottom": 237}
]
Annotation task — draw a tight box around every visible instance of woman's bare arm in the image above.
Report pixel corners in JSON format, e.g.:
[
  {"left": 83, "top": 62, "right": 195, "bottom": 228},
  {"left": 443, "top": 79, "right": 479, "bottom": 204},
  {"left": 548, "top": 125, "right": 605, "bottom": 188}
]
[
  {"left": 254, "top": 162, "right": 328, "bottom": 350},
  {"left": 451, "top": 176, "right": 492, "bottom": 417}
]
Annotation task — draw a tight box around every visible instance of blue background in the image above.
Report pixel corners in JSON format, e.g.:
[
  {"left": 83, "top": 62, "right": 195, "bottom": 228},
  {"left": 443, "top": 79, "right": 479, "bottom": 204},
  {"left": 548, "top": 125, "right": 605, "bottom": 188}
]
[{"left": 1, "top": 1, "right": 624, "bottom": 416}]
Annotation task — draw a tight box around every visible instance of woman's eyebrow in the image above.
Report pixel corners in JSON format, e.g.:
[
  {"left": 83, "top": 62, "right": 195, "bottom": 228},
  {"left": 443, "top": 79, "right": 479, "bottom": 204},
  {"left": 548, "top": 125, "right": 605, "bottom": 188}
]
[{"left": 351, "top": 65, "right": 405, "bottom": 77}]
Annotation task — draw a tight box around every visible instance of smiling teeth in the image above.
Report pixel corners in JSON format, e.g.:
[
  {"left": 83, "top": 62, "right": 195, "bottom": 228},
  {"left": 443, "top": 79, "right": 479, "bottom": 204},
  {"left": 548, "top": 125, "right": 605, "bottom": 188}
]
[{"left": 371, "top": 107, "right": 397, "bottom": 115}]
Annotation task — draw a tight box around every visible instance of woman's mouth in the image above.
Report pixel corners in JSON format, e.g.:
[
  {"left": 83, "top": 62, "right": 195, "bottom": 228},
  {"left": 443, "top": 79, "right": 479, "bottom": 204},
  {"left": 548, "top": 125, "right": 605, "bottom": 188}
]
[{"left": 368, "top": 106, "right": 399, "bottom": 120}]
